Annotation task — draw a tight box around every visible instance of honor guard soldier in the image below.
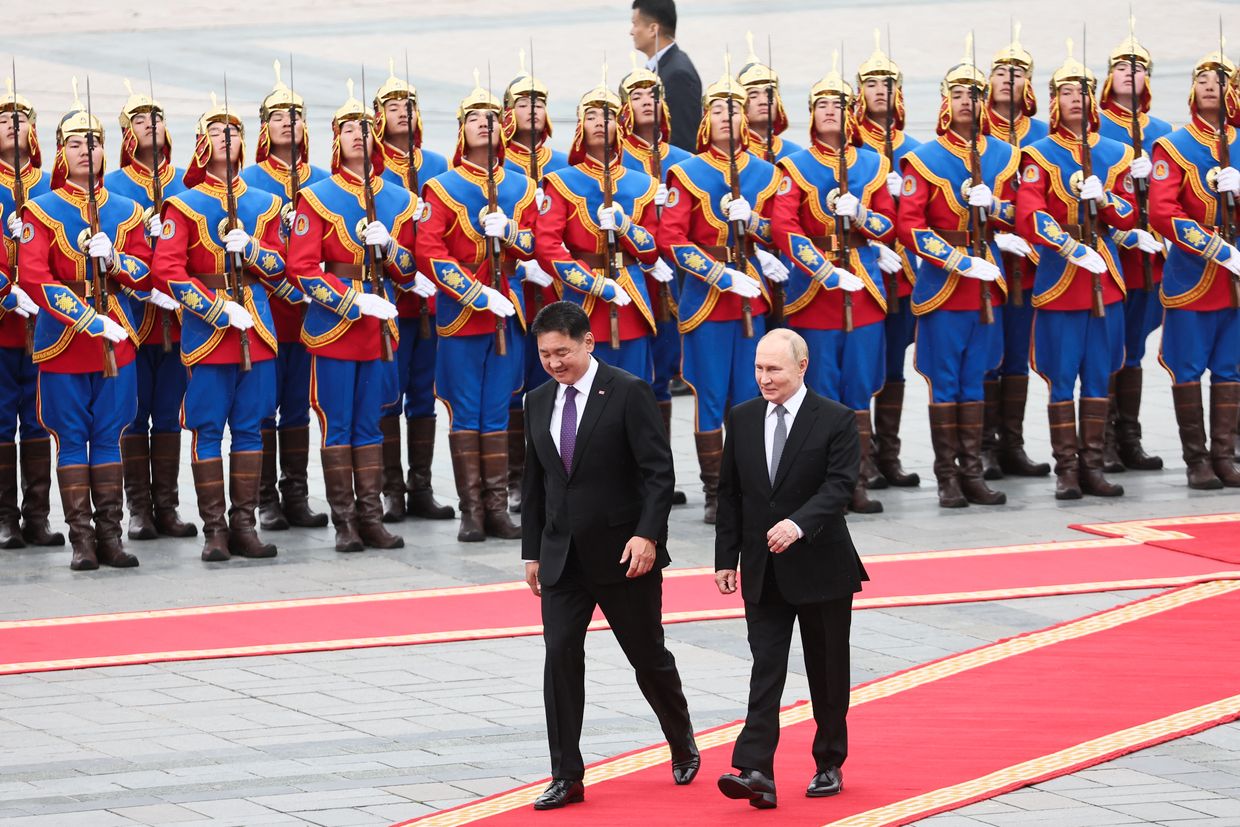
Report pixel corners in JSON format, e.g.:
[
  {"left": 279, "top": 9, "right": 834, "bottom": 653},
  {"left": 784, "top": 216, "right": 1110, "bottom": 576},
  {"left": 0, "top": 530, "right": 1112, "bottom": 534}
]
[
  {"left": 659, "top": 62, "right": 787, "bottom": 523},
  {"left": 738, "top": 33, "right": 802, "bottom": 162},
  {"left": 153, "top": 94, "right": 290, "bottom": 562},
  {"left": 370, "top": 61, "right": 453, "bottom": 525},
  {"left": 240, "top": 62, "right": 330, "bottom": 534},
  {"left": 1017, "top": 42, "right": 1138, "bottom": 500},
  {"left": 0, "top": 79, "right": 63, "bottom": 550},
  {"left": 535, "top": 79, "right": 660, "bottom": 379},
  {"left": 854, "top": 32, "right": 923, "bottom": 490},
  {"left": 286, "top": 82, "right": 421, "bottom": 553},
  {"left": 104, "top": 82, "right": 197, "bottom": 543},
  {"left": 20, "top": 89, "right": 153, "bottom": 570},
  {"left": 982, "top": 27, "right": 1054, "bottom": 481},
  {"left": 899, "top": 45, "right": 1019, "bottom": 509},
  {"left": 771, "top": 55, "right": 898, "bottom": 514},
  {"left": 416, "top": 74, "right": 536, "bottom": 542},
  {"left": 1149, "top": 50, "right": 1240, "bottom": 489},
  {"left": 1099, "top": 28, "right": 1173, "bottom": 472}
]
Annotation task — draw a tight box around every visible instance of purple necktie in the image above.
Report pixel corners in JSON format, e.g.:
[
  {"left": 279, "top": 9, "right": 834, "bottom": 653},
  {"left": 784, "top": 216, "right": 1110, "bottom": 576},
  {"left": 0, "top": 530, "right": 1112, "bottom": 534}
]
[{"left": 560, "top": 386, "right": 579, "bottom": 474}]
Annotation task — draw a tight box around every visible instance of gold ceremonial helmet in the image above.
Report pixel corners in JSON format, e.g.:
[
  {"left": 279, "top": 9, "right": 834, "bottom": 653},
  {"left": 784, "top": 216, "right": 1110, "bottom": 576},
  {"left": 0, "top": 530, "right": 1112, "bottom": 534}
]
[
  {"left": 856, "top": 29, "right": 901, "bottom": 87},
  {"left": 1049, "top": 38, "right": 1098, "bottom": 93},
  {"left": 118, "top": 78, "right": 161, "bottom": 131},
  {"left": 992, "top": 24, "right": 1034, "bottom": 73},
  {"left": 702, "top": 66, "right": 746, "bottom": 110},
  {"left": 1, "top": 76, "right": 34, "bottom": 122},
  {"left": 942, "top": 34, "right": 989, "bottom": 98},
  {"left": 457, "top": 69, "right": 502, "bottom": 122},
  {"left": 260, "top": 60, "right": 304, "bottom": 122},
  {"left": 374, "top": 57, "right": 416, "bottom": 109},
  {"left": 504, "top": 49, "right": 549, "bottom": 109},
  {"left": 577, "top": 73, "right": 622, "bottom": 120},
  {"left": 1109, "top": 33, "right": 1152, "bottom": 72},
  {"left": 56, "top": 77, "right": 104, "bottom": 145},
  {"left": 809, "top": 50, "right": 854, "bottom": 108},
  {"left": 196, "top": 91, "right": 244, "bottom": 136},
  {"left": 332, "top": 78, "right": 368, "bottom": 128},
  {"left": 619, "top": 51, "right": 661, "bottom": 104},
  {"left": 736, "top": 31, "right": 778, "bottom": 89},
  {"left": 1193, "top": 49, "right": 1235, "bottom": 80}
]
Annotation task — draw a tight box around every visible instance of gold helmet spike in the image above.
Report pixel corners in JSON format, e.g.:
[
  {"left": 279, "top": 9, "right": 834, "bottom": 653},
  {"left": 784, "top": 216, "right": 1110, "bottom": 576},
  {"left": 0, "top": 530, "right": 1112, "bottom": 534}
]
[
  {"left": 1193, "top": 41, "right": 1235, "bottom": 80},
  {"left": 504, "top": 48, "right": 549, "bottom": 109},
  {"left": 458, "top": 67, "right": 502, "bottom": 122},
  {"left": 260, "top": 59, "right": 305, "bottom": 121},
  {"left": 736, "top": 30, "right": 778, "bottom": 88},
  {"left": 703, "top": 52, "right": 747, "bottom": 108},
  {"left": 333, "top": 78, "right": 368, "bottom": 126},
  {"left": 1, "top": 75, "right": 35, "bottom": 122},
  {"left": 857, "top": 28, "right": 901, "bottom": 86},
  {"left": 578, "top": 63, "right": 622, "bottom": 119},
  {"left": 619, "top": 51, "right": 661, "bottom": 103},
  {"left": 1049, "top": 37, "right": 1097, "bottom": 93},
  {"left": 57, "top": 76, "right": 104, "bottom": 144},
  {"left": 809, "top": 48, "right": 854, "bottom": 108},
  {"left": 992, "top": 20, "right": 1034, "bottom": 73},
  {"left": 118, "top": 77, "right": 160, "bottom": 130},
  {"left": 196, "top": 90, "right": 243, "bottom": 135},
  {"left": 941, "top": 33, "right": 989, "bottom": 97},
  {"left": 374, "top": 55, "right": 415, "bottom": 109},
  {"left": 1110, "top": 14, "right": 1152, "bottom": 72}
]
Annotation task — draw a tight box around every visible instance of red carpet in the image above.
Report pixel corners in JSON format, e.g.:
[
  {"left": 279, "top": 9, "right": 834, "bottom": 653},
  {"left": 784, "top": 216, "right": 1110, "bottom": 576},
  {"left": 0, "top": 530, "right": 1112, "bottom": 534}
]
[
  {"left": 392, "top": 581, "right": 1240, "bottom": 827},
  {"left": 2, "top": 532, "right": 1236, "bottom": 675},
  {"left": 1073, "top": 513, "right": 1240, "bottom": 565}
]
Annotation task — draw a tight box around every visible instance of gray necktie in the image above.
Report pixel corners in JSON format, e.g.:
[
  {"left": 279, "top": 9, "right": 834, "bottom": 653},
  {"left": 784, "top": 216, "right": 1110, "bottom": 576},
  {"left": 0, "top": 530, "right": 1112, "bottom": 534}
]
[{"left": 769, "top": 404, "right": 788, "bottom": 484}]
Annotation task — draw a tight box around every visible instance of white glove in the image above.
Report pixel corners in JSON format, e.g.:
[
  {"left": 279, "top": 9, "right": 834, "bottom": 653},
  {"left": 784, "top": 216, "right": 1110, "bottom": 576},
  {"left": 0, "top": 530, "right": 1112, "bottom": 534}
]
[
  {"left": 362, "top": 220, "right": 393, "bottom": 252},
  {"left": 647, "top": 259, "right": 675, "bottom": 283},
  {"left": 967, "top": 183, "right": 995, "bottom": 210},
  {"left": 222, "top": 300, "right": 254, "bottom": 330},
  {"left": 5, "top": 213, "right": 19, "bottom": 239},
  {"left": 886, "top": 172, "right": 902, "bottom": 199},
  {"left": 1072, "top": 247, "right": 1108, "bottom": 275},
  {"left": 147, "top": 216, "right": 163, "bottom": 239},
  {"left": 597, "top": 204, "right": 625, "bottom": 233},
  {"left": 410, "top": 272, "right": 437, "bottom": 298},
  {"left": 87, "top": 232, "right": 115, "bottom": 265},
  {"left": 149, "top": 288, "right": 179, "bottom": 311},
  {"left": 960, "top": 257, "right": 1000, "bottom": 282},
  {"left": 723, "top": 269, "right": 762, "bottom": 298},
  {"left": 1217, "top": 166, "right": 1240, "bottom": 196},
  {"left": 835, "top": 269, "right": 865, "bottom": 292},
  {"left": 1219, "top": 243, "right": 1240, "bottom": 276},
  {"left": 1130, "top": 155, "right": 1152, "bottom": 180},
  {"left": 480, "top": 285, "right": 516, "bottom": 317},
  {"left": 99, "top": 316, "right": 128, "bottom": 343},
  {"left": 603, "top": 279, "right": 632, "bottom": 306},
  {"left": 994, "top": 232, "right": 1032, "bottom": 257},
  {"left": 1078, "top": 175, "right": 1106, "bottom": 205},
  {"left": 354, "top": 292, "right": 398, "bottom": 320},
  {"left": 223, "top": 228, "right": 252, "bottom": 255},
  {"left": 534, "top": 187, "right": 546, "bottom": 211},
  {"left": 727, "top": 196, "right": 752, "bottom": 225},
  {"left": 755, "top": 248, "right": 789, "bottom": 283},
  {"left": 518, "top": 260, "right": 553, "bottom": 288},
  {"left": 9, "top": 285, "right": 37, "bottom": 318},
  {"left": 655, "top": 183, "right": 669, "bottom": 207},
  {"left": 1130, "top": 229, "right": 1163, "bottom": 254},
  {"left": 483, "top": 210, "right": 511, "bottom": 239},
  {"left": 834, "top": 192, "right": 860, "bottom": 219},
  {"left": 869, "top": 241, "right": 903, "bottom": 275}
]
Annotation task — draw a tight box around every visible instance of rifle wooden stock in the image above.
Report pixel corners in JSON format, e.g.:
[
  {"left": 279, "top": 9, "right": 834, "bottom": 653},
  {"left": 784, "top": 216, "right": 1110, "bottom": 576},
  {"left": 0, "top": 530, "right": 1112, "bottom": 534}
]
[
  {"left": 485, "top": 112, "right": 507, "bottom": 356},
  {"left": 360, "top": 118, "right": 394, "bottom": 363},
  {"left": 1214, "top": 67, "right": 1239, "bottom": 307},
  {"left": 835, "top": 98, "right": 854, "bottom": 334},
  {"left": 222, "top": 120, "right": 252, "bottom": 371},
  {"left": 400, "top": 97, "right": 432, "bottom": 340},
  {"left": 968, "top": 85, "right": 994, "bottom": 325},
  {"left": 1078, "top": 83, "right": 1105, "bottom": 319},
  {"left": 601, "top": 103, "right": 622, "bottom": 350},
  {"left": 84, "top": 125, "right": 119, "bottom": 378},
  {"left": 882, "top": 75, "right": 899, "bottom": 315},
  {"left": 725, "top": 95, "right": 754, "bottom": 338},
  {"left": 650, "top": 83, "right": 671, "bottom": 323},
  {"left": 10, "top": 105, "right": 34, "bottom": 354},
  {"left": 1005, "top": 63, "right": 1025, "bottom": 308},
  {"left": 148, "top": 113, "right": 174, "bottom": 353}
]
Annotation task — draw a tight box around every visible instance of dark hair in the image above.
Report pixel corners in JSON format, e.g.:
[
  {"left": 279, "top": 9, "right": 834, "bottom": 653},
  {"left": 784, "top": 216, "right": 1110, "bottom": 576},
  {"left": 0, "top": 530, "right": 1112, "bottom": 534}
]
[
  {"left": 632, "top": 0, "right": 676, "bottom": 37},
  {"left": 530, "top": 301, "right": 591, "bottom": 341}
]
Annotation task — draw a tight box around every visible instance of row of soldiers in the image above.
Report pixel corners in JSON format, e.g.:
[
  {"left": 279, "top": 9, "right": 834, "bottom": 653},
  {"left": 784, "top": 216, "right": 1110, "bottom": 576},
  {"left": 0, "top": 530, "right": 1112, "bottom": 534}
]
[{"left": 0, "top": 29, "right": 1237, "bottom": 571}]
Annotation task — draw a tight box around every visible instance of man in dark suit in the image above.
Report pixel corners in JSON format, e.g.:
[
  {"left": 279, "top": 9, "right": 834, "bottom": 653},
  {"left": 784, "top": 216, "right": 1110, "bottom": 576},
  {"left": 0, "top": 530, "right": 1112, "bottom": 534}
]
[
  {"left": 630, "top": 0, "right": 702, "bottom": 152},
  {"left": 521, "top": 302, "right": 699, "bottom": 810},
  {"left": 714, "top": 328, "right": 868, "bottom": 810}
]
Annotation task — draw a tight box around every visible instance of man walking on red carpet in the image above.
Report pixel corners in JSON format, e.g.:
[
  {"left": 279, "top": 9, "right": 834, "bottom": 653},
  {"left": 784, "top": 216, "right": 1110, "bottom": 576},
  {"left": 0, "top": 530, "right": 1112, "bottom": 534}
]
[{"left": 715, "top": 327, "right": 867, "bottom": 809}]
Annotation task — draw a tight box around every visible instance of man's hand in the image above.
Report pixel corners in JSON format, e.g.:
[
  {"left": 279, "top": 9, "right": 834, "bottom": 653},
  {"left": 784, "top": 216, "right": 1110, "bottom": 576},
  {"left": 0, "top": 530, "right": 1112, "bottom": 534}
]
[
  {"left": 715, "top": 569, "right": 738, "bottom": 595},
  {"left": 766, "top": 518, "right": 802, "bottom": 554},
  {"left": 620, "top": 536, "right": 656, "bottom": 578},
  {"left": 524, "top": 561, "right": 542, "bottom": 597}
]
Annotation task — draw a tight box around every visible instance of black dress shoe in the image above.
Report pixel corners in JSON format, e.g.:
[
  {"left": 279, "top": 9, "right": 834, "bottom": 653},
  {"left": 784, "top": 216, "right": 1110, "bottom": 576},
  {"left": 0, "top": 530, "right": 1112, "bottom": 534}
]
[
  {"left": 806, "top": 766, "right": 843, "bottom": 797},
  {"left": 717, "top": 769, "right": 777, "bottom": 809},
  {"left": 671, "top": 739, "right": 700, "bottom": 785},
  {"left": 533, "top": 778, "right": 584, "bottom": 810}
]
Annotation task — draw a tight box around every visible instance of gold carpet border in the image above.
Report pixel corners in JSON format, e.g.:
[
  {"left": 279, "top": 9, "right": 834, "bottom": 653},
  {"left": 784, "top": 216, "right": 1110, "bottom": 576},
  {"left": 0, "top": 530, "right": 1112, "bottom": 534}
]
[{"left": 1076, "top": 512, "right": 1240, "bottom": 544}]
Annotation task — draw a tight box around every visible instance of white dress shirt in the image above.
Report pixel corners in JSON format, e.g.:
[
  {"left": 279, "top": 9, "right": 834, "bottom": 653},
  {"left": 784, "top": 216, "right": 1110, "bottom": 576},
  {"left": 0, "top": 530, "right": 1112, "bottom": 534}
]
[
  {"left": 645, "top": 42, "right": 674, "bottom": 72},
  {"left": 765, "top": 383, "right": 807, "bottom": 538},
  {"left": 550, "top": 356, "right": 599, "bottom": 453}
]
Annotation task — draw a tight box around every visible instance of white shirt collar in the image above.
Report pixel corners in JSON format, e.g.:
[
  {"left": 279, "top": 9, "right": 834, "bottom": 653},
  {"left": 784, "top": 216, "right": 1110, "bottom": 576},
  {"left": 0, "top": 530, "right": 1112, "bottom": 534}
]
[
  {"left": 766, "top": 383, "right": 807, "bottom": 420},
  {"left": 645, "top": 42, "right": 674, "bottom": 72},
  {"left": 558, "top": 356, "right": 599, "bottom": 400}
]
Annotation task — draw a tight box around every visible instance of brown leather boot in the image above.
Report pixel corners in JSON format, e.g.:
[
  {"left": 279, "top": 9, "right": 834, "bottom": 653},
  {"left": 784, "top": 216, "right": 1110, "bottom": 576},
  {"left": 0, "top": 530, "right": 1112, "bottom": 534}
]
[
  {"left": 1209, "top": 382, "right": 1240, "bottom": 487},
  {"left": 91, "top": 463, "right": 138, "bottom": 567},
  {"left": 258, "top": 429, "right": 288, "bottom": 531},
  {"left": 0, "top": 443, "right": 24, "bottom": 548},
  {"left": 59, "top": 464, "right": 97, "bottom": 570},
  {"left": 928, "top": 403, "right": 967, "bottom": 508},
  {"left": 694, "top": 430, "right": 724, "bottom": 524},
  {"left": 1102, "top": 382, "right": 1125, "bottom": 474},
  {"left": 406, "top": 417, "right": 453, "bottom": 519},
  {"left": 1048, "top": 400, "right": 1083, "bottom": 500},
  {"left": 150, "top": 432, "right": 197, "bottom": 537},
  {"left": 1078, "top": 397, "right": 1124, "bottom": 497},
  {"left": 997, "top": 375, "right": 1051, "bottom": 477},
  {"left": 354, "top": 443, "right": 405, "bottom": 548},
  {"left": 849, "top": 411, "right": 883, "bottom": 514},
  {"left": 192, "top": 458, "right": 230, "bottom": 561},
  {"left": 227, "top": 451, "right": 277, "bottom": 558},
  {"left": 379, "top": 415, "right": 407, "bottom": 523},
  {"left": 121, "top": 433, "right": 158, "bottom": 540},
  {"left": 874, "top": 382, "right": 919, "bottom": 487},
  {"left": 659, "top": 401, "right": 688, "bottom": 505},
  {"left": 480, "top": 431, "right": 521, "bottom": 539},
  {"left": 277, "top": 426, "right": 328, "bottom": 528},
  {"left": 506, "top": 408, "right": 525, "bottom": 514},
  {"left": 956, "top": 402, "right": 1007, "bottom": 505},
  {"left": 321, "top": 445, "right": 363, "bottom": 552},
  {"left": 981, "top": 379, "right": 1003, "bottom": 480},
  {"left": 18, "top": 438, "right": 64, "bottom": 546},
  {"left": 1114, "top": 367, "right": 1163, "bottom": 470},
  {"left": 1171, "top": 383, "right": 1221, "bottom": 490},
  {"left": 449, "top": 430, "right": 485, "bottom": 542}
]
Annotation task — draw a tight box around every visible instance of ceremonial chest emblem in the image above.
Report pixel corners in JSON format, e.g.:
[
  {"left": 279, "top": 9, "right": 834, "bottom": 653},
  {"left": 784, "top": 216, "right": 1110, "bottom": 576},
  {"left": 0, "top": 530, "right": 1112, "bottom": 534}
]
[
  {"left": 901, "top": 175, "right": 917, "bottom": 196},
  {"left": 665, "top": 187, "right": 680, "bottom": 208},
  {"left": 538, "top": 193, "right": 551, "bottom": 215},
  {"left": 1023, "top": 165, "right": 1041, "bottom": 184},
  {"left": 160, "top": 219, "right": 176, "bottom": 240},
  {"left": 293, "top": 213, "right": 310, "bottom": 237},
  {"left": 19, "top": 222, "right": 34, "bottom": 244},
  {"left": 777, "top": 176, "right": 793, "bottom": 196},
  {"left": 1152, "top": 160, "right": 1170, "bottom": 181},
  {"left": 1122, "top": 174, "right": 1135, "bottom": 194}
]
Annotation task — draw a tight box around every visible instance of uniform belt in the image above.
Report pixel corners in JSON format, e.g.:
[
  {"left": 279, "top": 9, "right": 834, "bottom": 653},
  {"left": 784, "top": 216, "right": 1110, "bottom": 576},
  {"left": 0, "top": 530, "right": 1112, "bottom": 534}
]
[
  {"left": 808, "top": 232, "right": 869, "bottom": 252},
  {"left": 1060, "top": 223, "right": 1102, "bottom": 241},
  {"left": 192, "top": 273, "right": 259, "bottom": 290},
  {"left": 464, "top": 259, "right": 516, "bottom": 283},
  {"left": 929, "top": 227, "right": 996, "bottom": 246},
  {"left": 701, "top": 244, "right": 753, "bottom": 263},
  {"left": 578, "top": 251, "right": 639, "bottom": 270},
  {"left": 325, "top": 262, "right": 367, "bottom": 279}
]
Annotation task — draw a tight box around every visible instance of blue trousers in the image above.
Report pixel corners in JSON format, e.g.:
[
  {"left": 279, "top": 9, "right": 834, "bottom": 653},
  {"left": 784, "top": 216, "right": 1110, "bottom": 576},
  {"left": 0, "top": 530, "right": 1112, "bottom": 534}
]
[
  {"left": 509, "top": 328, "right": 552, "bottom": 411},
  {"left": 438, "top": 332, "right": 516, "bottom": 433},
  {"left": 381, "top": 317, "right": 439, "bottom": 420},
  {"left": 1032, "top": 308, "right": 1125, "bottom": 402},
  {"left": 986, "top": 299, "right": 1035, "bottom": 380},
  {"left": 0, "top": 346, "right": 47, "bottom": 442},
  {"left": 259, "top": 342, "right": 313, "bottom": 431},
  {"left": 38, "top": 364, "right": 137, "bottom": 467},
  {"left": 1123, "top": 287, "right": 1164, "bottom": 368},
  {"left": 183, "top": 360, "right": 276, "bottom": 460},
  {"left": 682, "top": 317, "right": 766, "bottom": 432},
  {"left": 915, "top": 308, "right": 1004, "bottom": 404},
  {"left": 594, "top": 336, "right": 653, "bottom": 383},
  {"left": 883, "top": 296, "right": 917, "bottom": 382},
  {"left": 650, "top": 317, "right": 682, "bottom": 402},
  {"left": 1160, "top": 307, "right": 1240, "bottom": 384},
  {"left": 796, "top": 322, "right": 886, "bottom": 411},
  {"left": 309, "top": 356, "right": 387, "bottom": 448},
  {"left": 130, "top": 343, "right": 188, "bottom": 435}
]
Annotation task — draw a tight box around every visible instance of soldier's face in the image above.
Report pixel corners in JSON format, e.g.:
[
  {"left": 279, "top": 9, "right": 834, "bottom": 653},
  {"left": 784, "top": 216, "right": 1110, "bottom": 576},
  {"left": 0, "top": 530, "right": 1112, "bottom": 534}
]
[
  {"left": 338, "top": 119, "right": 371, "bottom": 163},
  {"left": 206, "top": 122, "right": 242, "bottom": 164},
  {"left": 989, "top": 66, "right": 1026, "bottom": 106},
  {"left": 383, "top": 98, "right": 415, "bottom": 137},
  {"left": 513, "top": 96, "right": 546, "bottom": 135},
  {"left": 949, "top": 86, "right": 980, "bottom": 130},
  {"left": 708, "top": 100, "right": 740, "bottom": 142},
  {"left": 537, "top": 329, "right": 594, "bottom": 386},
  {"left": 1109, "top": 61, "right": 1147, "bottom": 98},
  {"left": 581, "top": 107, "right": 616, "bottom": 151},
  {"left": 863, "top": 78, "right": 890, "bottom": 117},
  {"left": 1056, "top": 84, "right": 1084, "bottom": 128},
  {"left": 1193, "top": 72, "right": 1221, "bottom": 115},
  {"left": 267, "top": 109, "right": 304, "bottom": 147},
  {"left": 811, "top": 98, "right": 842, "bottom": 140},
  {"left": 629, "top": 86, "right": 656, "bottom": 126},
  {"left": 0, "top": 111, "right": 29, "bottom": 156},
  {"left": 130, "top": 112, "right": 166, "bottom": 152},
  {"left": 745, "top": 86, "right": 772, "bottom": 126},
  {"left": 61, "top": 134, "right": 104, "bottom": 178},
  {"left": 463, "top": 111, "right": 499, "bottom": 151}
]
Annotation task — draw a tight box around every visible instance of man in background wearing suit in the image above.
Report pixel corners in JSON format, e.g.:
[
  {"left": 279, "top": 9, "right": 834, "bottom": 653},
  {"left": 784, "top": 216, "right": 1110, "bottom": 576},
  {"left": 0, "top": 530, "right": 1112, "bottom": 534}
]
[
  {"left": 521, "top": 302, "right": 699, "bottom": 811},
  {"left": 630, "top": 0, "right": 702, "bottom": 152},
  {"left": 714, "top": 328, "right": 868, "bottom": 809}
]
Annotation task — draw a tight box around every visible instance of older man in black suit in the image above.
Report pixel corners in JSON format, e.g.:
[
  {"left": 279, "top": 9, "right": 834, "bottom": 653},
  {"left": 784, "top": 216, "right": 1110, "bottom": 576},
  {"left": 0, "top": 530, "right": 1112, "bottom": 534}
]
[
  {"left": 521, "top": 302, "right": 699, "bottom": 811},
  {"left": 714, "top": 328, "right": 868, "bottom": 810},
  {"left": 630, "top": 0, "right": 702, "bottom": 151}
]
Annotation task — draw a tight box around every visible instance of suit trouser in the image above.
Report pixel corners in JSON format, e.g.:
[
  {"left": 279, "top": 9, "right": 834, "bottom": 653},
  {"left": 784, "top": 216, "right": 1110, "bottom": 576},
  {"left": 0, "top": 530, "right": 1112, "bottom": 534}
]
[
  {"left": 732, "top": 569, "right": 853, "bottom": 779},
  {"left": 541, "top": 551, "right": 692, "bottom": 781}
]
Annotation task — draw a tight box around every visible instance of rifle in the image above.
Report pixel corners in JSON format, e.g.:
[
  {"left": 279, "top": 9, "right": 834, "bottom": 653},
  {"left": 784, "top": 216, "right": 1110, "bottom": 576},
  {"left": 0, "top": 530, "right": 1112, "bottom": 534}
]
[
  {"left": 834, "top": 48, "right": 854, "bottom": 334},
  {"left": 763, "top": 35, "right": 785, "bottom": 325},
  {"left": 881, "top": 27, "right": 899, "bottom": 315},
  {"left": 359, "top": 69, "right": 395, "bottom": 362},
  {"left": 8, "top": 63, "right": 33, "bottom": 354},
  {"left": 85, "top": 78, "right": 118, "bottom": 378},
  {"left": 222, "top": 77, "right": 252, "bottom": 371},
  {"left": 527, "top": 44, "right": 545, "bottom": 315},
  {"left": 968, "top": 33, "right": 994, "bottom": 325},
  {"left": 1004, "top": 19, "right": 1025, "bottom": 307},
  {"left": 650, "top": 33, "right": 671, "bottom": 322},
  {"left": 144, "top": 67, "right": 173, "bottom": 352},
  {"left": 485, "top": 91, "right": 508, "bottom": 357},
  {"left": 401, "top": 53, "right": 431, "bottom": 339},
  {"left": 1125, "top": 15, "right": 1154, "bottom": 294},
  {"left": 1077, "top": 32, "right": 1105, "bottom": 319},
  {"left": 601, "top": 73, "right": 622, "bottom": 350},
  {"left": 1215, "top": 18, "right": 1239, "bottom": 307},
  {"left": 724, "top": 59, "right": 754, "bottom": 339}
]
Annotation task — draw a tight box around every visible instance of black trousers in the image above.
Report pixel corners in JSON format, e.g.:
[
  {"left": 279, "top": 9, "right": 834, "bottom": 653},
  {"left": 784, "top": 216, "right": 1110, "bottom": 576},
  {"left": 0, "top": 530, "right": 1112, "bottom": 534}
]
[
  {"left": 731, "top": 566, "right": 854, "bottom": 779},
  {"left": 540, "top": 551, "right": 693, "bottom": 781}
]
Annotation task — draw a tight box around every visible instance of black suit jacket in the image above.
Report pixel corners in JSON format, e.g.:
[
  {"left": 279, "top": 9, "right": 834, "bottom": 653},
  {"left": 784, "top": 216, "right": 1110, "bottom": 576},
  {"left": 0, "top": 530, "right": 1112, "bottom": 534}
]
[
  {"left": 714, "top": 389, "right": 868, "bottom": 605},
  {"left": 522, "top": 360, "right": 675, "bottom": 588},
  {"left": 657, "top": 43, "right": 703, "bottom": 152}
]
